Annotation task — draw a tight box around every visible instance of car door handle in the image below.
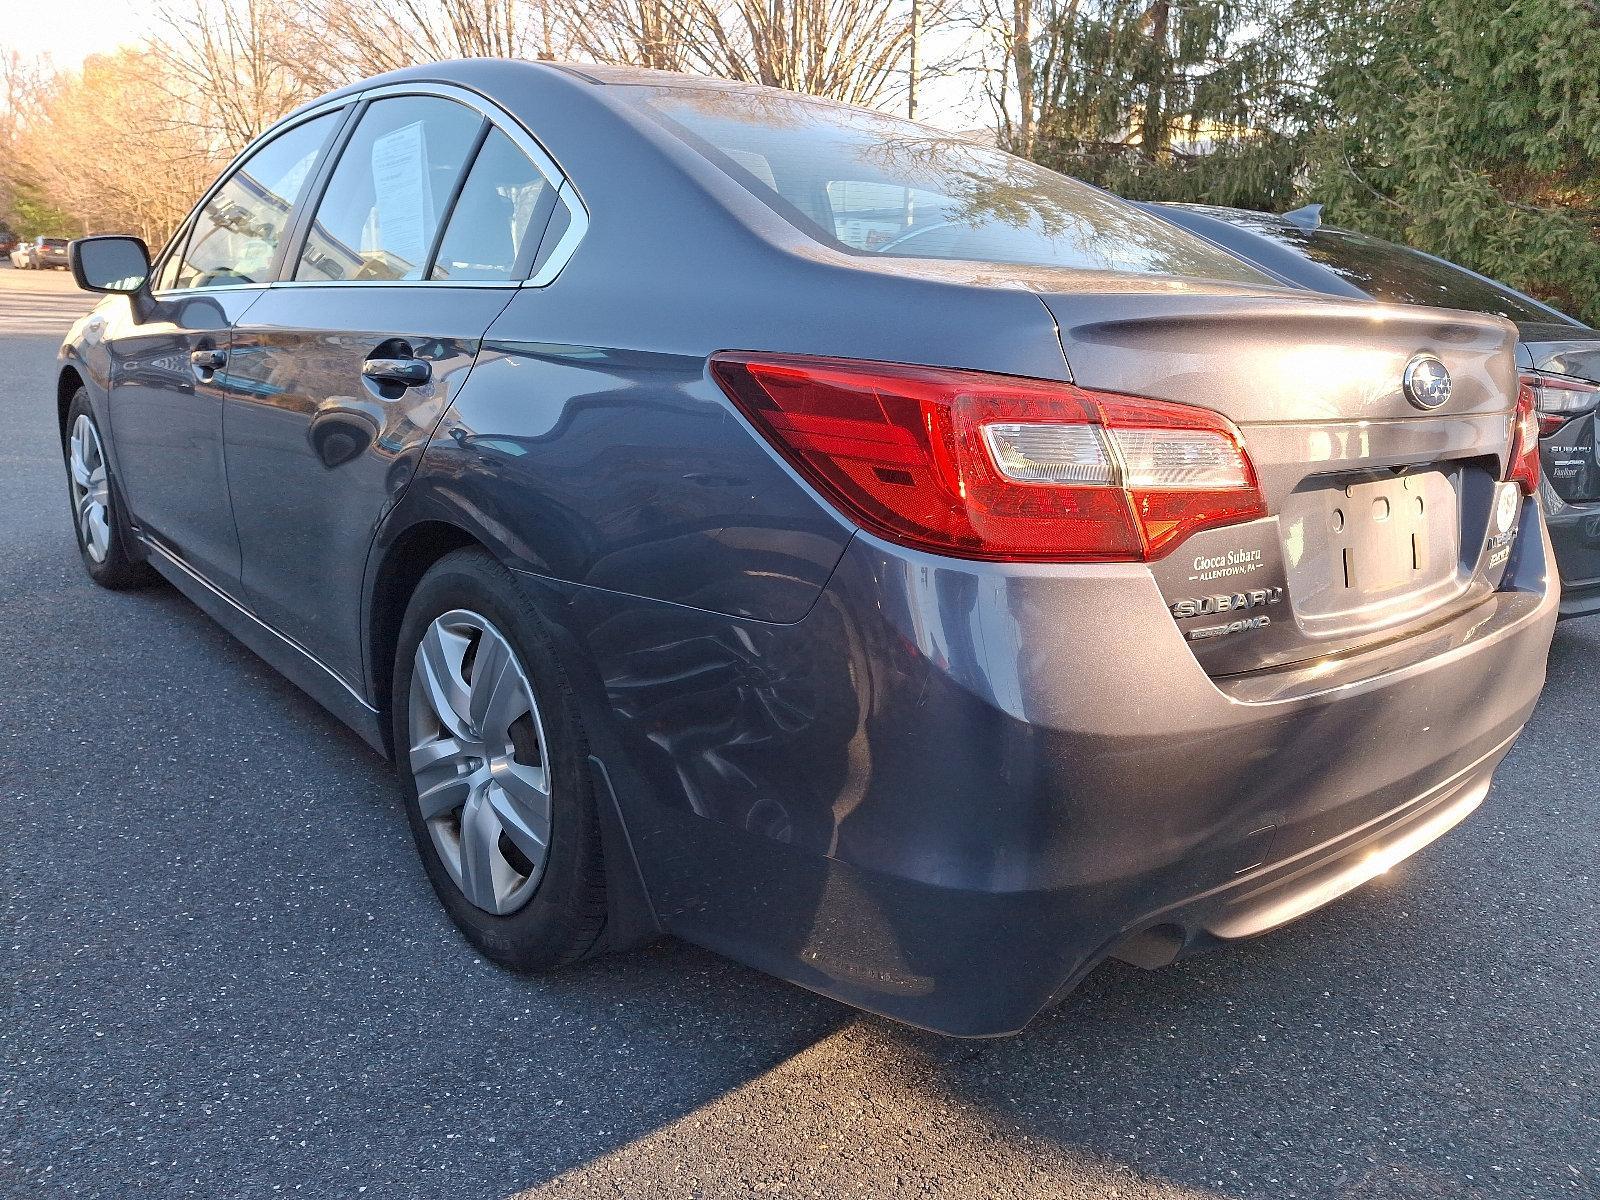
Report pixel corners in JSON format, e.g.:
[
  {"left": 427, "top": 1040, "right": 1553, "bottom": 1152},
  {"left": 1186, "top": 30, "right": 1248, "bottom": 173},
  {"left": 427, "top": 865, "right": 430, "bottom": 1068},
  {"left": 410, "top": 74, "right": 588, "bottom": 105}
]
[
  {"left": 361, "top": 358, "right": 431, "bottom": 388},
  {"left": 190, "top": 348, "right": 227, "bottom": 370}
]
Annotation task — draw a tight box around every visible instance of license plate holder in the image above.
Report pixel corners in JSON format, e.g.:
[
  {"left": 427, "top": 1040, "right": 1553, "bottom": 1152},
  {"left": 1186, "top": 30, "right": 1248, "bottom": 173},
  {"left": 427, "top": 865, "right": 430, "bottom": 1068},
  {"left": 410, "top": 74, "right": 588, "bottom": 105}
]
[{"left": 1329, "top": 473, "right": 1443, "bottom": 598}]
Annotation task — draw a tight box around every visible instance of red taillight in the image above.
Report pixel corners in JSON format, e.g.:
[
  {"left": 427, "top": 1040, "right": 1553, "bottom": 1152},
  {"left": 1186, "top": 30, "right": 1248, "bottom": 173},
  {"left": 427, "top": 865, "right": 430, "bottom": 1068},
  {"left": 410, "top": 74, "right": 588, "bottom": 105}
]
[
  {"left": 1523, "top": 369, "right": 1600, "bottom": 436},
  {"left": 1507, "top": 378, "right": 1541, "bottom": 495},
  {"left": 710, "top": 352, "right": 1265, "bottom": 562}
]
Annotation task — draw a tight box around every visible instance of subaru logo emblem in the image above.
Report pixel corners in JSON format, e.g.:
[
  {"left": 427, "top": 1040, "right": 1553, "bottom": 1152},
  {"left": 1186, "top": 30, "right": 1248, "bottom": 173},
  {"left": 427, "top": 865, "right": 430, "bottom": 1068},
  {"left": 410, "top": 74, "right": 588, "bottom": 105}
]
[{"left": 1403, "top": 353, "right": 1452, "bottom": 410}]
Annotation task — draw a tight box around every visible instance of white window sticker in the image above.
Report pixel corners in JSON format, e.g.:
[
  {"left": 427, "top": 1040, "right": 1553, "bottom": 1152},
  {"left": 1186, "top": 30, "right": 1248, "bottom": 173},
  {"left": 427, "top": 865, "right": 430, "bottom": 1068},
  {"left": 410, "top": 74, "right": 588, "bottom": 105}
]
[{"left": 369, "top": 120, "right": 436, "bottom": 273}]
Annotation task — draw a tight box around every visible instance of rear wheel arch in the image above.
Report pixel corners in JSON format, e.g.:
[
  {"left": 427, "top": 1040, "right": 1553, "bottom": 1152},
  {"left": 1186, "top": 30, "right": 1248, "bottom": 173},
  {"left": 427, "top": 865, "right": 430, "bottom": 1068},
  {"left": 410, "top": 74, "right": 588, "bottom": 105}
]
[
  {"left": 367, "top": 518, "right": 662, "bottom": 952},
  {"left": 366, "top": 520, "right": 487, "bottom": 756}
]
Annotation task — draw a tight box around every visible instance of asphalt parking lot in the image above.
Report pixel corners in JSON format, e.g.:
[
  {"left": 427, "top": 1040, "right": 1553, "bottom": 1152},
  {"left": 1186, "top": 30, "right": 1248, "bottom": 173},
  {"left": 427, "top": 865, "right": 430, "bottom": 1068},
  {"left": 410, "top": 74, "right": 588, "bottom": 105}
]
[{"left": 1, "top": 264, "right": 1596, "bottom": 1200}]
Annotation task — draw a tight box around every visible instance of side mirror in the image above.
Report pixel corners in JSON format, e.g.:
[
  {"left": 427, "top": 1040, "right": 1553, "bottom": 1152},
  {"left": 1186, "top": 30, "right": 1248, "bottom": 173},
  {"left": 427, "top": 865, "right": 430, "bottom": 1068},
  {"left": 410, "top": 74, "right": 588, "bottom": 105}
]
[{"left": 70, "top": 235, "right": 151, "bottom": 295}]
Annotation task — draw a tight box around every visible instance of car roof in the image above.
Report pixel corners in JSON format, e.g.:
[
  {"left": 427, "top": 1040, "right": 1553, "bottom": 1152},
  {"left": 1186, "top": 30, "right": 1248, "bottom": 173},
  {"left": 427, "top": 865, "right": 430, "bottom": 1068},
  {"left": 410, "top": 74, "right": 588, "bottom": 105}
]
[
  {"left": 550, "top": 62, "right": 769, "bottom": 91},
  {"left": 291, "top": 57, "right": 793, "bottom": 121}
]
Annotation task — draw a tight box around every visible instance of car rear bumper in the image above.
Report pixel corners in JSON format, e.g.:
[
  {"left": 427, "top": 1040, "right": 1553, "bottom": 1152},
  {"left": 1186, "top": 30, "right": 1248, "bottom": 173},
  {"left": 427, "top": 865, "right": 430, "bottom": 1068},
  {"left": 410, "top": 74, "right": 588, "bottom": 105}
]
[
  {"left": 566, "top": 500, "right": 1556, "bottom": 1036},
  {"left": 1123, "top": 731, "right": 1502, "bottom": 955}
]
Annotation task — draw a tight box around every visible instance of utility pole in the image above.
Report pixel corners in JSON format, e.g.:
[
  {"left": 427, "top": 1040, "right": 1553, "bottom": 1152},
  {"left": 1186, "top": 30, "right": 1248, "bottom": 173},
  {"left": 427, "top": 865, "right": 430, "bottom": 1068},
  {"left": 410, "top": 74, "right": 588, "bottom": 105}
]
[{"left": 908, "top": 0, "right": 921, "bottom": 119}]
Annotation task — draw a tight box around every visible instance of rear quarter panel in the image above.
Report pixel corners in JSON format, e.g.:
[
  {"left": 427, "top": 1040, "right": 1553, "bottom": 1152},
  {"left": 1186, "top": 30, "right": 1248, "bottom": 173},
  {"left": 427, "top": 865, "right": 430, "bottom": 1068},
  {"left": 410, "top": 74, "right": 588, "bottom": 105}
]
[{"left": 411, "top": 223, "right": 1074, "bottom": 624}]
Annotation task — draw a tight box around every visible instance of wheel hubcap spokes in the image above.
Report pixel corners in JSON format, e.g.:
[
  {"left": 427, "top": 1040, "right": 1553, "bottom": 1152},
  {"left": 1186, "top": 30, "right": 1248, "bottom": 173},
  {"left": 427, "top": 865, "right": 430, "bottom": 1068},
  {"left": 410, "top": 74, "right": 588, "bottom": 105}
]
[
  {"left": 68, "top": 415, "right": 112, "bottom": 563},
  {"left": 408, "top": 610, "right": 552, "bottom": 914}
]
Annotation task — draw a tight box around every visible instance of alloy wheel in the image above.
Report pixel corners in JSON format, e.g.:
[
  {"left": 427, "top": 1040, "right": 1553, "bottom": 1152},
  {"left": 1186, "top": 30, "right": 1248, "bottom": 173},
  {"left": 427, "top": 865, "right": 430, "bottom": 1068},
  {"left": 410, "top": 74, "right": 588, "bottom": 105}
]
[
  {"left": 68, "top": 414, "right": 112, "bottom": 563},
  {"left": 408, "top": 609, "right": 553, "bottom": 915}
]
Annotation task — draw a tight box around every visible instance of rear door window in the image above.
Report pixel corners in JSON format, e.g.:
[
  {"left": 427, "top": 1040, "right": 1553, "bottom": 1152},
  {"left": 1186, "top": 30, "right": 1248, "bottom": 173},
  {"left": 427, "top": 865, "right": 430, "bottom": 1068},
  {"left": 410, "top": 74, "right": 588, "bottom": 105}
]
[
  {"left": 173, "top": 112, "right": 339, "bottom": 289},
  {"left": 295, "top": 96, "right": 482, "bottom": 283},
  {"left": 430, "top": 128, "right": 558, "bottom": 282}
]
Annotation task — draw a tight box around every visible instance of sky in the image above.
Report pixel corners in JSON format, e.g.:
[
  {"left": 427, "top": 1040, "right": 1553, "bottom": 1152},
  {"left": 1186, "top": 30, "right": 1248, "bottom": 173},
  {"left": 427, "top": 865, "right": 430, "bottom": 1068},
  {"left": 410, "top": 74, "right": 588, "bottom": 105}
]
[
  {"left": 0, "top": 0, "right": 987, "bottom": 131},
  {"left": 3, "top": 0, "right": 167, "bottom": 66}
]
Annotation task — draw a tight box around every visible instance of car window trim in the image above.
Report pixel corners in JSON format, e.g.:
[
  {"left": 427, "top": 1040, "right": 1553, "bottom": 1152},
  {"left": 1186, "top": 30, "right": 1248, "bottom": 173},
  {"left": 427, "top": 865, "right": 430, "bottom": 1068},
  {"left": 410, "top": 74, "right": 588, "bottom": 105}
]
[
  {"left": 151, "top": 102, "right": 357, "bottom": 298},
  {"left": 269, "top": 100, "right": 366, "bottom": 286},
  {"left": 273, "top": 95, "right": 373, "bottom": 286},
  {"left": 426, "top": 124, "right": 562, "bottom": 284},
  {"left": 151, "top": 80, "right": 588, "bottom": 298},
  {"left": 271, "top": 80, "right": 587, "bottom": 291},
  {"left": 420, "top": 117, "right": 494, "bottom": 281},
  {"left": 506, "top": 179, "right": 562, "bottom": 281}
]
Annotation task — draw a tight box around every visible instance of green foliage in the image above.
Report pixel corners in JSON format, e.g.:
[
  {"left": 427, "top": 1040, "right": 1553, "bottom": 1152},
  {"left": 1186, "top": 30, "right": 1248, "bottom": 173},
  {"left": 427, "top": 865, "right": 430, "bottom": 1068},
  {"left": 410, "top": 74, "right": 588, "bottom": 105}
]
[
  {"left": 1017, "top": 0, "right": 1600, "bottom": 323},
  {"left": 3, "top": 180, "right": 78, "bottom": 239},
  {"left": 1305, "top": 0, "right": 1600, "bottom": 324},
  {"left": 1023, "top": 0, "right": 1313, "bottom": 211}
]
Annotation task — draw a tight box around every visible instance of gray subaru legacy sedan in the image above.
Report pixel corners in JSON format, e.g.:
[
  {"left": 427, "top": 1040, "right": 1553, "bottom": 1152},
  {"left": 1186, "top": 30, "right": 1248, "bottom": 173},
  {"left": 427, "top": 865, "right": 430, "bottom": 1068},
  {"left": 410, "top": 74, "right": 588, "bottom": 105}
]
[{"left": 58, "top": 60, "right": 1555, "bottom": 1036}]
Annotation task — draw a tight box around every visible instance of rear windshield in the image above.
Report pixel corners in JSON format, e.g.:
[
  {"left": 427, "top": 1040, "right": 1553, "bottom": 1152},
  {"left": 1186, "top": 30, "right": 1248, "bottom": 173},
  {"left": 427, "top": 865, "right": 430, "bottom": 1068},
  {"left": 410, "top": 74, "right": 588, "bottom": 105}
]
[
  {"left": 642, "top": 88, "right": 1272, "bottom": 285},
  {"left": 42, "top": 238, "right": 68, "bottom": 248},
  {"left": 1218, "top": 214, "right": 1573, "bottom": 325}
]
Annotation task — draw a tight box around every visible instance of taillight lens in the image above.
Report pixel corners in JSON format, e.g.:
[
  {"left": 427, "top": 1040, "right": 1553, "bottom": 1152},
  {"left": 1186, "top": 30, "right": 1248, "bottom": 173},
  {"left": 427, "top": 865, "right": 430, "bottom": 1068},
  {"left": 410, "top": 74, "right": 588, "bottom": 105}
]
[
  {"left": 1523, "top": 369, "right": 1600, "bottom": 436},
  {"left": 710, "top": 352, "right": 1265, "bottom": 562},
  {"left": 1507, "top": 378, "right": 1541, "bottom": 495}
]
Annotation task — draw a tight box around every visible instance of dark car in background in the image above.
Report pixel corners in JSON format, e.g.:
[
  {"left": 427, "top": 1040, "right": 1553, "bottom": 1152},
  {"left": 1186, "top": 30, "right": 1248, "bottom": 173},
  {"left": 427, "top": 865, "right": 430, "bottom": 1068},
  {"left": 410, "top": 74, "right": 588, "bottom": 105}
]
[
  {"left": 12, "top": 235, "right": 71, "bottom": 269},
  {"left": 1150, "top": 203, "right": 1600, "bottom": 616},
  {"left": 56, "top": 62, "right": 1555, "bottom": 1036}
]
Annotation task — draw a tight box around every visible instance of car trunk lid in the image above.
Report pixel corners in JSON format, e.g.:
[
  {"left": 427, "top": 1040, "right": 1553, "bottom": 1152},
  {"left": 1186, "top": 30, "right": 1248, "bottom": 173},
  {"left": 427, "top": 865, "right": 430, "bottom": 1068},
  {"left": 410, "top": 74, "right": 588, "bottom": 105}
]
[{"left": 1037, "top": 288, "right": 1523, "bottom": 674}]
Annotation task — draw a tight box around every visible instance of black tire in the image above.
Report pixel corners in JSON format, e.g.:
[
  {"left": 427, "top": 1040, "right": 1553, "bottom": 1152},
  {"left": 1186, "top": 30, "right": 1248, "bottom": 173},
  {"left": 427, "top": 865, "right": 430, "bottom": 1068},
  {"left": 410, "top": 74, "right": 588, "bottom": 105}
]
[
  {"left": 62, "top": 390, "right": 154, "bottom": 590},
  {"left": 392, "top": 547, "right": 608, "bottom": 969}
]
